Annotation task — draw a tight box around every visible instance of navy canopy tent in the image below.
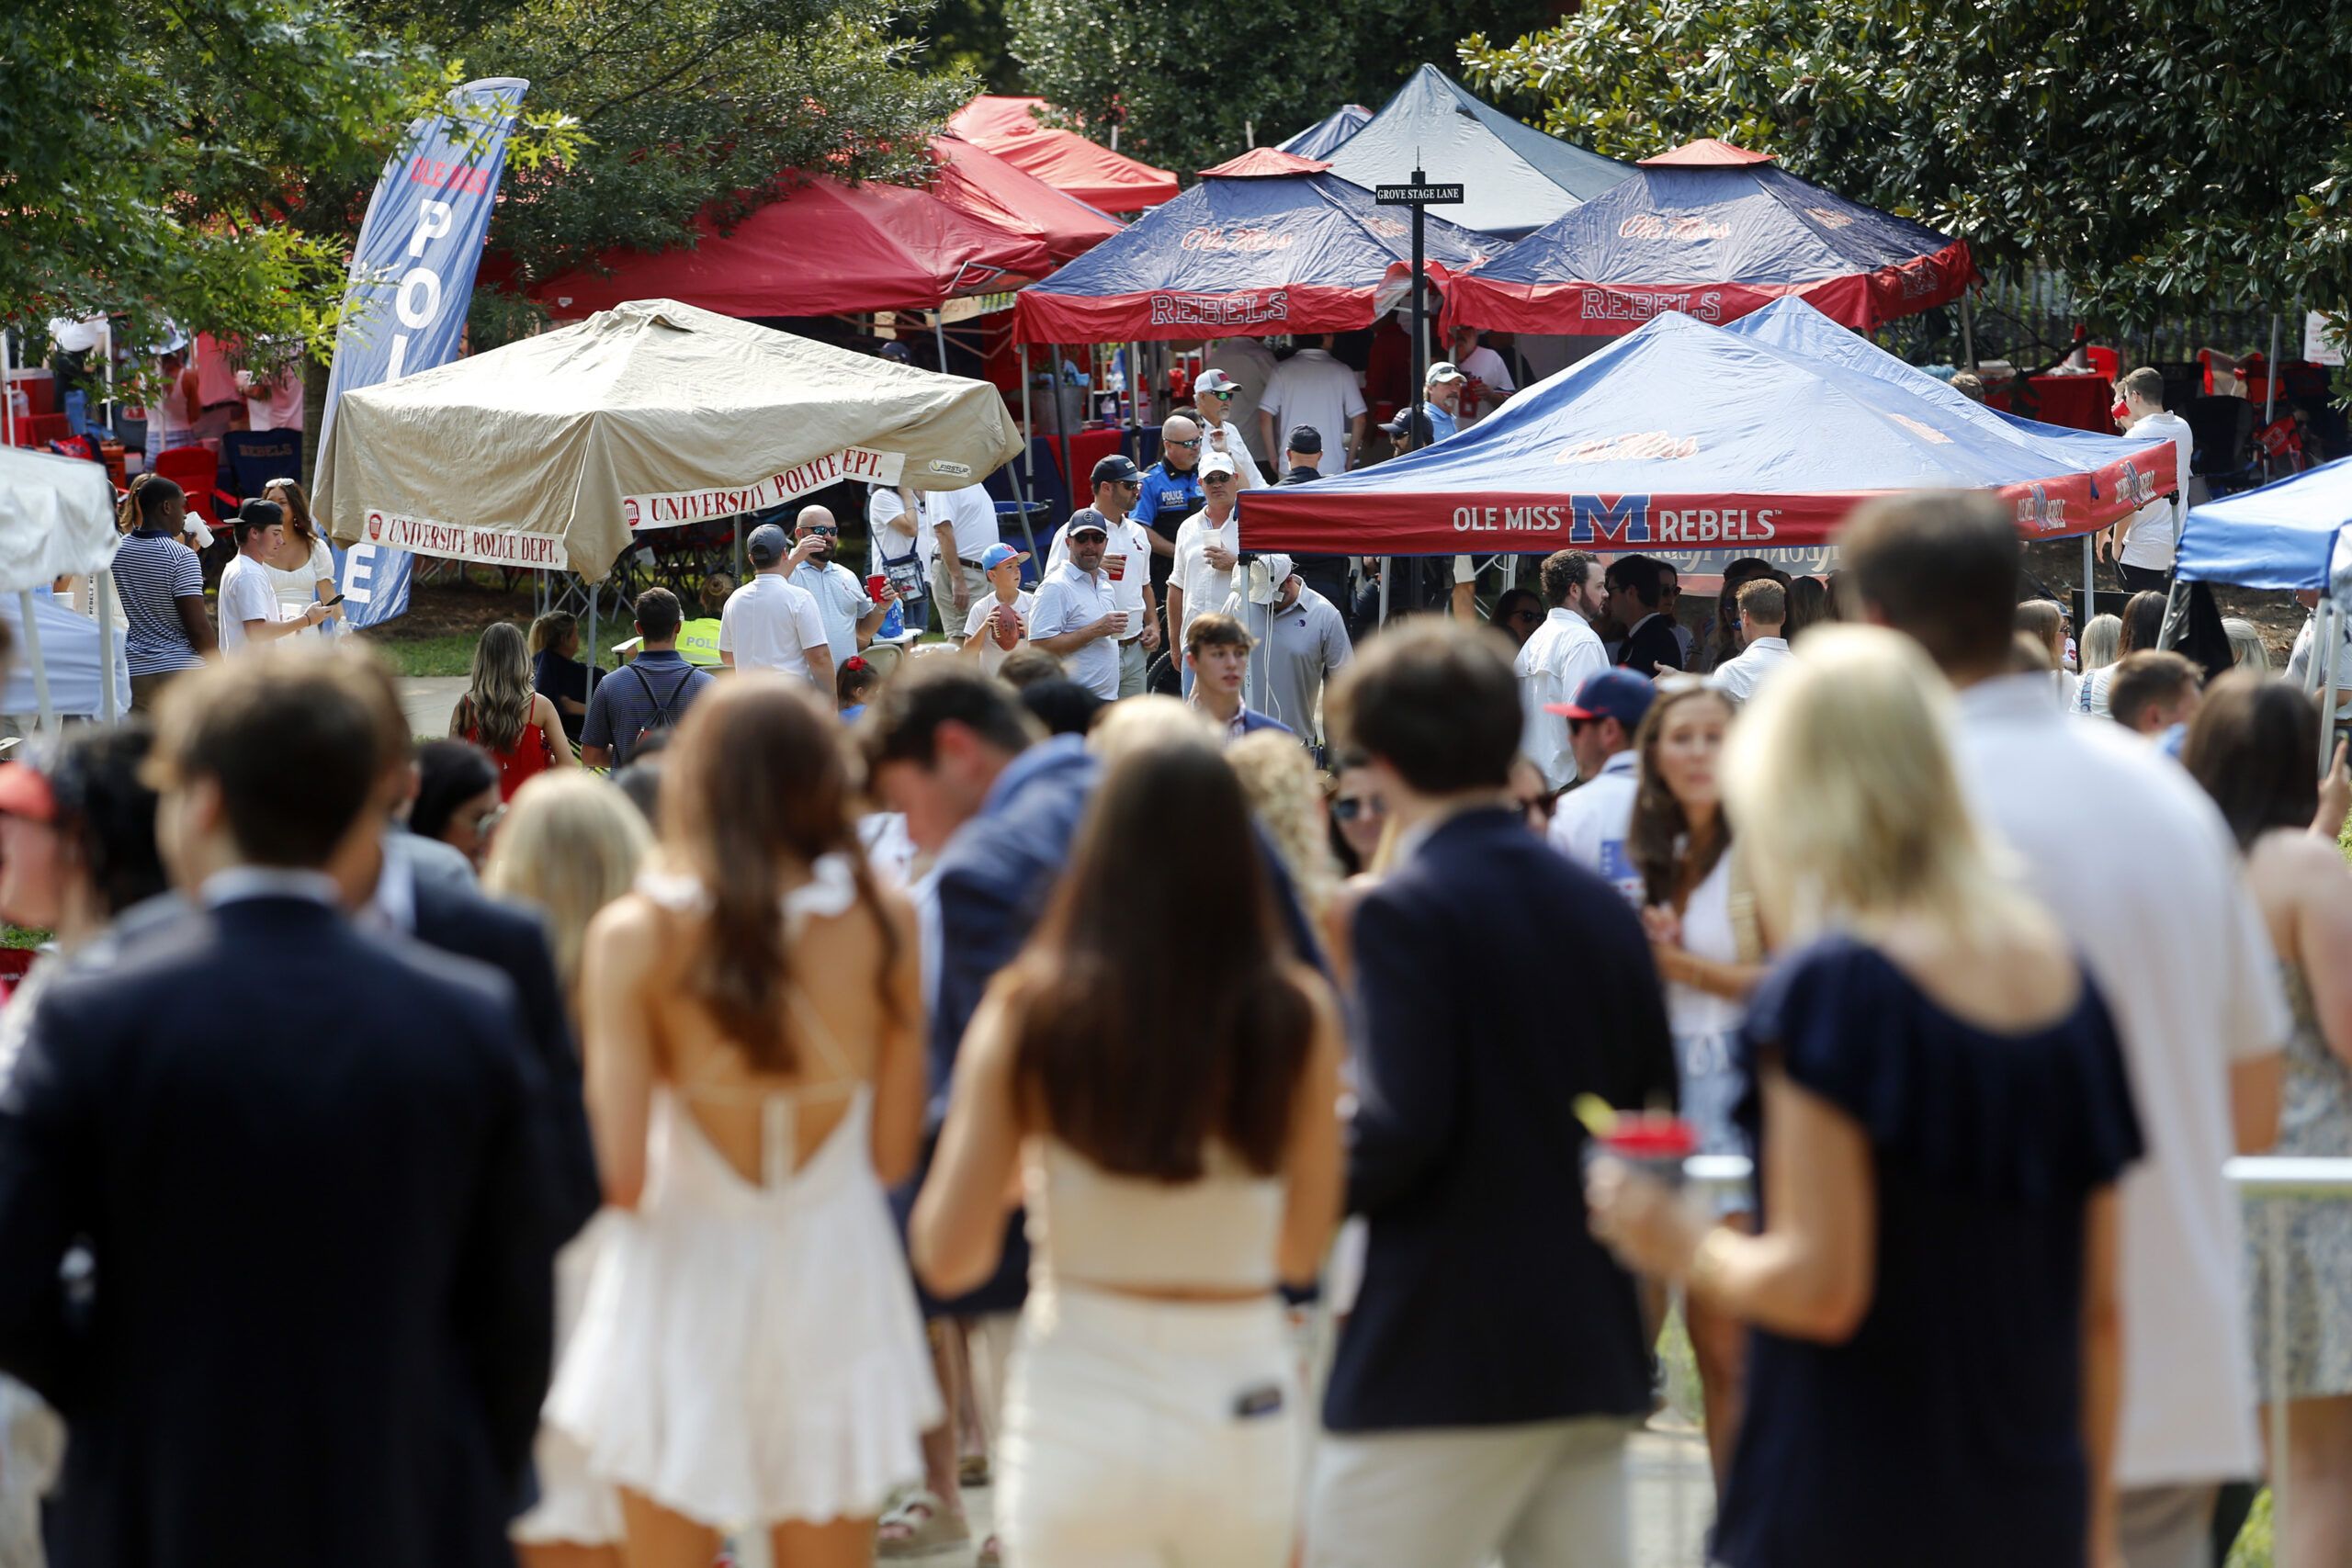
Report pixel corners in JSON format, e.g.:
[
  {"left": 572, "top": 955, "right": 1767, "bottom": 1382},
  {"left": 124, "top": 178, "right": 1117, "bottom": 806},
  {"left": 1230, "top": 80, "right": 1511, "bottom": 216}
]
[
  {"left": 1277, "top": 105, "right": 1371, "bottom": 161},
  {"left": 1012, "top": 152, "right": 1498, "bottom": 344},
  {"left": 1325, "top": 66, "right": 1631, "bottom": 239},
  {"left": 1238, "top": 300, "right": 2175, "bottom": 558},
  {"left": 1448, "top": 140, "right": 1975, "bottom": 336}
]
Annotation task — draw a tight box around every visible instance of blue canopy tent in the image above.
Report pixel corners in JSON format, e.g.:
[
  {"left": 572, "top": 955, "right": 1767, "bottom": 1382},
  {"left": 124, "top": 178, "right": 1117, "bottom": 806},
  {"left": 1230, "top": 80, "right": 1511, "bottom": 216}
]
[
  {"left": 1240, "top": 300, "right": 2177, "bottom": 565},
  {"left": 2174, "top": 457, "right": 2352, "bottom": 748},
  {"left": 1325, "top": 65, "right": 1632, "bottom": 239},
  {"left": 1277, "top": 105, "right": 1371, "bottom": 161}
]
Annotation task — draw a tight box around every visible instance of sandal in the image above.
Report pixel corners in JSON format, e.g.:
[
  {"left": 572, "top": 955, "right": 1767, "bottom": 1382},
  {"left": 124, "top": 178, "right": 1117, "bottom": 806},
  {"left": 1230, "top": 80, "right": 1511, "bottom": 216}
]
[
  {"left": 958, "top": 1453, "right": 991, "bottom": 1489},
  {"left": 976, "top": 1536, "right": 1002, "bottom": 1568},
  {"left": 876, "top": 1490, "right": 970, "bottom": 1558}
]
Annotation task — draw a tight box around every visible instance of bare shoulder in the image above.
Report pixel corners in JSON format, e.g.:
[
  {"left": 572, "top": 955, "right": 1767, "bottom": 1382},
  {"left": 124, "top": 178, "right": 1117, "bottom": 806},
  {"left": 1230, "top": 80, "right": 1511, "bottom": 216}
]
[
  {"left": 2253, "top": 829, "right": 2352, "bottom": 909},
  {"left": 585, "top": 892, "right": 672, "bottom": 976}
]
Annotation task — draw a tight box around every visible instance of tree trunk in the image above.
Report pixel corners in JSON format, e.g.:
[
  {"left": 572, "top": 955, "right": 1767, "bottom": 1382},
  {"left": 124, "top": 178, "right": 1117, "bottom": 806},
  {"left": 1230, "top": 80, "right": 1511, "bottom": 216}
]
[{"left": 300, "top": 353, "right": 331, "bottom": 488}]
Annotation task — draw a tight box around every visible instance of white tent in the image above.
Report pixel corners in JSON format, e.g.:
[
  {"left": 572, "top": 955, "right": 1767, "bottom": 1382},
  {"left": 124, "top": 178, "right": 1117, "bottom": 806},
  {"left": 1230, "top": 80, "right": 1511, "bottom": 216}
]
[
  {"left": 315, "top": 299, "right": 1024, "bottom": 582},
  {"left": 0, "top": 447, "right": 127, "bottom": 728}
]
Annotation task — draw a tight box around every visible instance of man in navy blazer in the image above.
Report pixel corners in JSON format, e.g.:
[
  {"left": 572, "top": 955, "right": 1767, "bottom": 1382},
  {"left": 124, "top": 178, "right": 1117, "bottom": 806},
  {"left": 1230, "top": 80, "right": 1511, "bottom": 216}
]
[
  {"left": 0, "top": 652, "right": 563, "bottom": 1568},
  {"left": 1306, "top": 622, "right": 1678, "bottom": 1568}
]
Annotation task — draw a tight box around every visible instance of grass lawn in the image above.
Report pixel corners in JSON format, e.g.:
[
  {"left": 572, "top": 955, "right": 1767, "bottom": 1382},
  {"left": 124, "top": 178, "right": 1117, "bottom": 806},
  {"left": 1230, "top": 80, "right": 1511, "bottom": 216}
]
[{"left": 363, "top": 631, "right": 481, "bottom": 679}]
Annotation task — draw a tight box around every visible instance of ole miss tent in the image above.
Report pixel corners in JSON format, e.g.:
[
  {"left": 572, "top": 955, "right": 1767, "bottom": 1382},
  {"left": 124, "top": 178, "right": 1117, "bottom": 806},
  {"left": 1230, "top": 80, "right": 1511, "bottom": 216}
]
[
  {"left": 1447, "top": 139, "right": 1975, "bottom": 336},
  {"left": 536, "top": 175, "right": 1053, "bottom": 320},
  {"left": 946, "top": 96, "right": 1181, "bottom": 212},
  {"left": 929, "top": 135, "right": 1124, "bottom": 266},
  {"left": 1325, "top": 65, "right": 1631, "bottom": 240},
  {"left": 1012, "top": 152, "right": 1497, "bottom": 344},
  {"left": 1277, "top": 105, "right": 1371, "bottom": 161},
  {"left": 1238, "top": 302, "right": 2174, "bottom": 558}
]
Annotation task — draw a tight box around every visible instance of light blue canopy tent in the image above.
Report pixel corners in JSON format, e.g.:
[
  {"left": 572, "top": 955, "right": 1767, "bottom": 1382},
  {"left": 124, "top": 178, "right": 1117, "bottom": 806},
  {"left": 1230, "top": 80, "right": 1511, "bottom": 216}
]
[{"left": 2173, "top": 457, "right": 2352, "bottom": 754}]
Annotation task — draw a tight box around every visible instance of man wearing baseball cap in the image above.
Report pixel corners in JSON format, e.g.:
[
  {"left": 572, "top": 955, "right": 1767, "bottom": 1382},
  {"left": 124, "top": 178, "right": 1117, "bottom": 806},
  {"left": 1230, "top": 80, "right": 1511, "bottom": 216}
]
[
  {"left": 1421, "top": 360, "right": 1469, "bottom": 442},
  {"left": 1030, "top": 513, "right": 1127, "bottom": 701},
  {"left": 957, "top": 542, "right": 1035, "bottom": 678},
  {"left": 1191, "top": 368, "right": 1266, "bottom": 488},
  {"left": 1168, "top": 450, "right": 1245, "bottom": 673},
  {"left": 1544, "top": 668, "right": 1656, "bottom": 907},
  {"left": 1201, "top": 336, "right": 1278, "bottom": 466},
  {"left": 718, "top": 522, "right": 834, "bottom": 690},
  {"left": 1044, "top": 455, "right": 1159, "bottom": 696}
]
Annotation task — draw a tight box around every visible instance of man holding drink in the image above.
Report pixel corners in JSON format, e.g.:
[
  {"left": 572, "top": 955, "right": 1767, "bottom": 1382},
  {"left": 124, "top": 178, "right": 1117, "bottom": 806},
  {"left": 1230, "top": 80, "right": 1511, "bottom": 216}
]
[
  {"left": 1045, "top": 455, "right": 1161, "bottom": 697},
  {"left": 1030, "top": 513, "right": 1130, "bottom": 701}
]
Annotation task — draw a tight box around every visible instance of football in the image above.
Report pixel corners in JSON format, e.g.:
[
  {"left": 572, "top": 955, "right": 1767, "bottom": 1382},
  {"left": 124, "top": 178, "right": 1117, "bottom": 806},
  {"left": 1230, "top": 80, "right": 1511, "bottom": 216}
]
[{"left": 992, "top": 604, "right": 1023, "bottom": 650}]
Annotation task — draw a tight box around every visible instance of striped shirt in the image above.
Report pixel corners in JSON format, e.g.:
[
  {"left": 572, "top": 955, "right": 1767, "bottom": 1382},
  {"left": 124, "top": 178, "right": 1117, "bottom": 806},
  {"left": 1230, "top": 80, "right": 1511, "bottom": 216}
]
[{"left": 112, "top": 530, "right": 207, "bottom": 676}]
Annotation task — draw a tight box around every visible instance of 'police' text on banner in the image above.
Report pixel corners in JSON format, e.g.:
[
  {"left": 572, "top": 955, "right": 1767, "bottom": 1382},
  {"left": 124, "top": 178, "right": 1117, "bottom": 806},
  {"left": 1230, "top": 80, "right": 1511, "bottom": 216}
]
[{"left": 316, "top": 78, "right": 528, "bottom": 630}]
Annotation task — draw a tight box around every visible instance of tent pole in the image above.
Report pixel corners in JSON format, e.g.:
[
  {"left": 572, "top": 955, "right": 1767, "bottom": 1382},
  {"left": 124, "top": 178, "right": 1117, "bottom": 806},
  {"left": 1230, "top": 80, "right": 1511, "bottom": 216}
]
[
  {"left": 2266, "top": 312, "right": 2281, "bottom": 426},
  {"left": 1020, "top": 343, "right": 1035, "bottom": 487},
  {"left": 2, "top": 329, "right": 14, "bottom": 449},
  {"left": 2081, "top": 531, "right": 2098, "bottom": 633},
  {"left": 2323, "top": 595, "right": 2342, "bottom": 775},
  {"left": 96, "top": 569, "right": 118, "bottom": 724},
  {"left": 1377, "top": 558, "right": 1392, "bottom": 628},
  {"left": 933, "top": 312, "right": 950, "bottom": 376},
  {"left": 1055, "top": 343, "right": 1077, "bottom": 507},
  {"left": 586, "top": 578, "right": 599, "bottom": 689},
  {"left": 18, "top": 591, "right": 51, "bottom": 734},
  {"left": 2154, "top": 575, "right": 2188, "bottom": 650},
  {"left": 1960, "top": 295, "right": 1975, "bottom": 375}
]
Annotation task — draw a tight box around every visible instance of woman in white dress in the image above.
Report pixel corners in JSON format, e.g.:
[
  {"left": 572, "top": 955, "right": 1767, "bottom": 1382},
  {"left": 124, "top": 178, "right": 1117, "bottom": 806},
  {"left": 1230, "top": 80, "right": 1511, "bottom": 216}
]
[
  {"left": 547, "top": 676, "right": 939, "bottom": 1567},
  {"left": 260, "top": 479, "right": 338, "bottom": 635},
  {"left": 1627, "top": 677, "right": 1765, "bottom": 1490}
]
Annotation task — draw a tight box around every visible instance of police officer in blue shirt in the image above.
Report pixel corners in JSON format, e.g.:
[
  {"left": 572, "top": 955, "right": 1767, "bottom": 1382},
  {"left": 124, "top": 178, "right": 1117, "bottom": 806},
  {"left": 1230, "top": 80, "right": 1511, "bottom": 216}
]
[{"left": 1134, "top": 413, "right": 1206, "bottom": 640}]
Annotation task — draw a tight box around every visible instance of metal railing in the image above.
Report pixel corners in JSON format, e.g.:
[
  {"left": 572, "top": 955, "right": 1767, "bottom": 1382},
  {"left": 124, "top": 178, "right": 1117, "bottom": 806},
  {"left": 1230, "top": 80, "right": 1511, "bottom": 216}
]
[{"left": 1670, "top": 1153, "right": 2352, "bottom": 1564}]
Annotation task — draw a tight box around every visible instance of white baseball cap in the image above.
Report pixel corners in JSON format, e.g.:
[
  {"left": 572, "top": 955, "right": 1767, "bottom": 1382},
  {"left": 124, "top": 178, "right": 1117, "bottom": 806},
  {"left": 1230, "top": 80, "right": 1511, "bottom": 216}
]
[
  {"left": 1201, "top": 451, "right": 1239, "bottom": 479},
  {"left": 1196, "top": 368, "right": 1240, "bottom": 395},
  {"left": 1426, "top": 360, "right": 1468, "bottom": 385}
]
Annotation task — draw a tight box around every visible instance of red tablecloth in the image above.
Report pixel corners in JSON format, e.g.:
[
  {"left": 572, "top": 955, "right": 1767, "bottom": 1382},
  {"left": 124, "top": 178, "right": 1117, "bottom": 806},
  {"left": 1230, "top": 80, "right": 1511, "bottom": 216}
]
[
  {"left": 1048, "top": 427, "right": 1125, "bottom": 491},
  {"left": 1989, "top": 374, "right": 2115, "bottom": 433}
]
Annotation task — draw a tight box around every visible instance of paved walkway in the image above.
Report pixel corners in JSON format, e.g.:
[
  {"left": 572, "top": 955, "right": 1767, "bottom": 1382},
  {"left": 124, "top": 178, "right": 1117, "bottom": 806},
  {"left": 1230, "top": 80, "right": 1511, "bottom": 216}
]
[{"left": 398, "top": 676, "right": 466, "bottom": 739}]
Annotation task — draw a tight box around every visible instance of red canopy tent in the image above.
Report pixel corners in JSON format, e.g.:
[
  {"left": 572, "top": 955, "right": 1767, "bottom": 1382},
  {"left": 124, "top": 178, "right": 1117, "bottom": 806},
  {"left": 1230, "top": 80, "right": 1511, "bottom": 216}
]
[
  {"left": 534, "top": 175, "right": 1056, "bottom": 320},
  {"left": 928, "top": 135, "right": 1124, "bottom": 267},
  {"left": 946, "top": 96, "right": 1180, "bottom": 212}
]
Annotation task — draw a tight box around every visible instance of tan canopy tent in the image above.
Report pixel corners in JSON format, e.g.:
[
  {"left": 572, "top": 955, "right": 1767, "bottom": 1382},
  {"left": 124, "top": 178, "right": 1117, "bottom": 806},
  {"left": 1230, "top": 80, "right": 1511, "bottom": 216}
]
[{"left": 315, "top": 299, "right": 1023, "bottom": 581}]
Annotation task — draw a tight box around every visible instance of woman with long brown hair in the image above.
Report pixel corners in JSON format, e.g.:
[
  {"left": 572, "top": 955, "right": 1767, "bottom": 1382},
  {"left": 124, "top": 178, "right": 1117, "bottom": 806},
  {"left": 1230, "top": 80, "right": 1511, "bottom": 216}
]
[
  {"left": 1626, "top": 675, "right": 1765, "bottom": 1489},
  {"left": 259, "top": 478, "right": 339, "bottom": 635},
  {"left": 452, "top": 621, "right": 577, "bottom": 799},
  {"left": 911, "top": 735, "right": 1343, "bottom": 1568},
  {"left": 545, "top": 676, "right": 939, "bottom": 1568}
]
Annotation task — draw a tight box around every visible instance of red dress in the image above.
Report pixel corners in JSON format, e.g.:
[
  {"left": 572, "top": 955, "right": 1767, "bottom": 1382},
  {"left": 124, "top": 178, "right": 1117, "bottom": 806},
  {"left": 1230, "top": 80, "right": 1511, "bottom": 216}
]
[{"left": 459, "top": 699, "right": 554, "bottom": 800}]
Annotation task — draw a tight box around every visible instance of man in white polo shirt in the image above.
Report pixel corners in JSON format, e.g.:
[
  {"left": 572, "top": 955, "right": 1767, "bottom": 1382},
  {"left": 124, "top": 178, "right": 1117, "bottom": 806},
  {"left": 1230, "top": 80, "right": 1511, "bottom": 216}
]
[
  {"left": 924, "top": 482, "right": 1003, "bottom": 632},
  {"left": 1191, "top": 368, "right": 1267, "bottom": 489},
  {"left": 1708, "top": 578, "right": 1792, "bottom": 705},
  {"left": 1167, "top": 451, "right": 1243, "bottom": 661},
  {"left": 1843, "top": 491, "right": 2288, "bottom": 1568},
  {"left": 785, "top": 504, "right": 889, "bottom": 665},
  {"left": 1028, "top": 513, "right": 1126, "bottom": 701},
  {"left": 718, "top": 523, "right": 834, "bottom": 689},
  {"left": 1046, "top": 457, "right": 1159, "bottom": 696}
]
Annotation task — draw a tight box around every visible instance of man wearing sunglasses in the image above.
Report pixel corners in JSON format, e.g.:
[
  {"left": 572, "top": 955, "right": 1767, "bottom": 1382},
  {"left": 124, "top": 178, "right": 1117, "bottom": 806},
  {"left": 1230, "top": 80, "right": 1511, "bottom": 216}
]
[
  {"left": 1044, "top": 456, "right": 1160, "bottom": 696},
  {"left": 786, "top": 504, "right": 893, "bottom": 666},
  {"left": 1134, "top": 414, "right": 1206, "bottom": 634},
  {"left": 1190, "top": 369, "right": 1266, "bottom": 488}
]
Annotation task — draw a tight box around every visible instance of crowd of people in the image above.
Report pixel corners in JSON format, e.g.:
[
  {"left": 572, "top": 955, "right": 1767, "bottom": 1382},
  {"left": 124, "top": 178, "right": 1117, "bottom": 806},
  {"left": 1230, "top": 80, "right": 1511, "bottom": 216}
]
[{"left": 0, "top": 461, "right": 2345, "bottom": 1568}]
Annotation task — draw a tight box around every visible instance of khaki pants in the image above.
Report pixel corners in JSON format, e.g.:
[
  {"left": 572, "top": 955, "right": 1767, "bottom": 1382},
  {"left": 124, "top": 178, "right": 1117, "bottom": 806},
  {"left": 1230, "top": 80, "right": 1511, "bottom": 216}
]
[
  {"left": 1119, "top": 637, "right": 1148, "bottom": 698},
  {"left": 129, "top": 669, "right": 188, "bottom": 714},
  {"left": 928, "top": 557, "right": 989, "bottom": 634},
  {"left": 1305, "top": 1416, "right": 1634, "bottom": 1568}
]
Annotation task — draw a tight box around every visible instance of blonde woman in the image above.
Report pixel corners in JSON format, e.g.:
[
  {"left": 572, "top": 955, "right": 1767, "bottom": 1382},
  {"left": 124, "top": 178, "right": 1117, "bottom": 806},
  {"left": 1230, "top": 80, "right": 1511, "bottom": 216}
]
[
  {"left": 2075, "top": 612, "right": 2126, "bottom": 716},
  {"left": 483, "top": 773, "right": 652, "bottom": 1568},
  {"left": 1589, "top": 626, "right": 2140, "bottom": 1568},
  {"left": 1227, "top": 730, "right": 1340, "bottom": 921},
  {"left": 452, "top": 622, "right": 578, "bottom": 799},
  {"left": 260, "top": 478, "right": 340, "bottom": 635}
]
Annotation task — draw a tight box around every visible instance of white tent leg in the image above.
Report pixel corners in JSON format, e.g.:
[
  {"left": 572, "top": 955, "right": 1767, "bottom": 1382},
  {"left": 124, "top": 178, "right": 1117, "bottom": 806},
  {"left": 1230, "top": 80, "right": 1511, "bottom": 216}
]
[
  {"left": 2154, "top": 578, "right": 2188, "bottom": 650},
  {"left": 96, "top": 569, "right": 118, "bottom": 723},
  {"left": 18, "top": 591, "right": 51, "bottom": 733},
  {"left": 2314, "top": 594, "right": 2333, "bottom": 771},
  {"left": 2266, "top": 312, "right": 2281, "bottom": 426},
  {"left": 1377, "top": 558, "right": 1392, "bottom": 627},
  {"left": 1020, "top": 344, "right": 1034, "bottom": 487},
  {"left": 933, "top": 314, "right": 949, "bottom": 375}
]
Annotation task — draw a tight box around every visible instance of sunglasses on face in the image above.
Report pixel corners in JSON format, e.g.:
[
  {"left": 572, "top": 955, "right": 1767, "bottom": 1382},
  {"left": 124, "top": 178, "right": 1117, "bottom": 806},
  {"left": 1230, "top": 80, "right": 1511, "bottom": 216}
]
[
  {"left": 1205, "top": 388, "right": 1235, "bottom": 399},
  {"left": 1169, "top": 438, "right": 1201, "bottom": 448},
  {"left": 1331, "top": 795, "right": 1383, "bottom": 823},
  {"left": 1116, "top": 479, "right": 1142, "bottom": 491},
  {"left": 803, "top": 525, "right": 839, "bottom": 536},
  {"left": 1508, "top": 608, "right": 1542, "bottom": 625}
]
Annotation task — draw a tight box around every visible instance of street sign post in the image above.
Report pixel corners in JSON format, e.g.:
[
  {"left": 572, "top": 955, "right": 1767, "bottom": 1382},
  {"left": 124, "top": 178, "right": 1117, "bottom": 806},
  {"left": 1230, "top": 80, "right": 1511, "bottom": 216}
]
[{"left": 1371, "top": 167, "right": 1465, "bottom": 625}]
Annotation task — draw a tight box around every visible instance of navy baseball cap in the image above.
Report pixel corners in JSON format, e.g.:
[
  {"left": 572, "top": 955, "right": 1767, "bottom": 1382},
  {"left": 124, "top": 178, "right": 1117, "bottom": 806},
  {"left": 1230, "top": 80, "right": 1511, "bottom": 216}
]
[
  {"left": 1285, "top": 424, "right": 1323, "bottom": 455},
  {"left": 1091, "top": 454, "right": 1143, "bottom": 485},
  {"left": 1065, "top": 508, "right": 1110, "bottom": 538},
  {"left": 1546, "top": 667, "right": 1656, "bottom": 728},
  {"left": 746, "top": 522, "right": 791, "bottom": 567}
]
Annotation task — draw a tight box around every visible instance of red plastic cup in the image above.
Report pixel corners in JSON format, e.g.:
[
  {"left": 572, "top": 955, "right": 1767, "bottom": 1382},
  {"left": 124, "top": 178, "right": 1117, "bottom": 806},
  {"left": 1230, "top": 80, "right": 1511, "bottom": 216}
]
[
  {"left": 866, "top": 574, "right": 889, "bottom": 600},
  {"left": 1592, "top": 1113, "right": 1698, "bottom": 1188}
]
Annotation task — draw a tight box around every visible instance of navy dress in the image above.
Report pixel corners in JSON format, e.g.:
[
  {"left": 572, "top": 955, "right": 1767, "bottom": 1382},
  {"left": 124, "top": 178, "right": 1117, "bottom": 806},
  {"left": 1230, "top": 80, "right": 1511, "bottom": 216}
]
[{"left": 1712, "top": 936, "right": 2143, "bottom": 1568}]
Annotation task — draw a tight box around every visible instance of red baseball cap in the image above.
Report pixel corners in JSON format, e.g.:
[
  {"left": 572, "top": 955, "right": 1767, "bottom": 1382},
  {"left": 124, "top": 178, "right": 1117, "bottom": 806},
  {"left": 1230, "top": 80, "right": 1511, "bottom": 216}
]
[{"left": 0, "top": 762, "right": 57, "bottom": 825}]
